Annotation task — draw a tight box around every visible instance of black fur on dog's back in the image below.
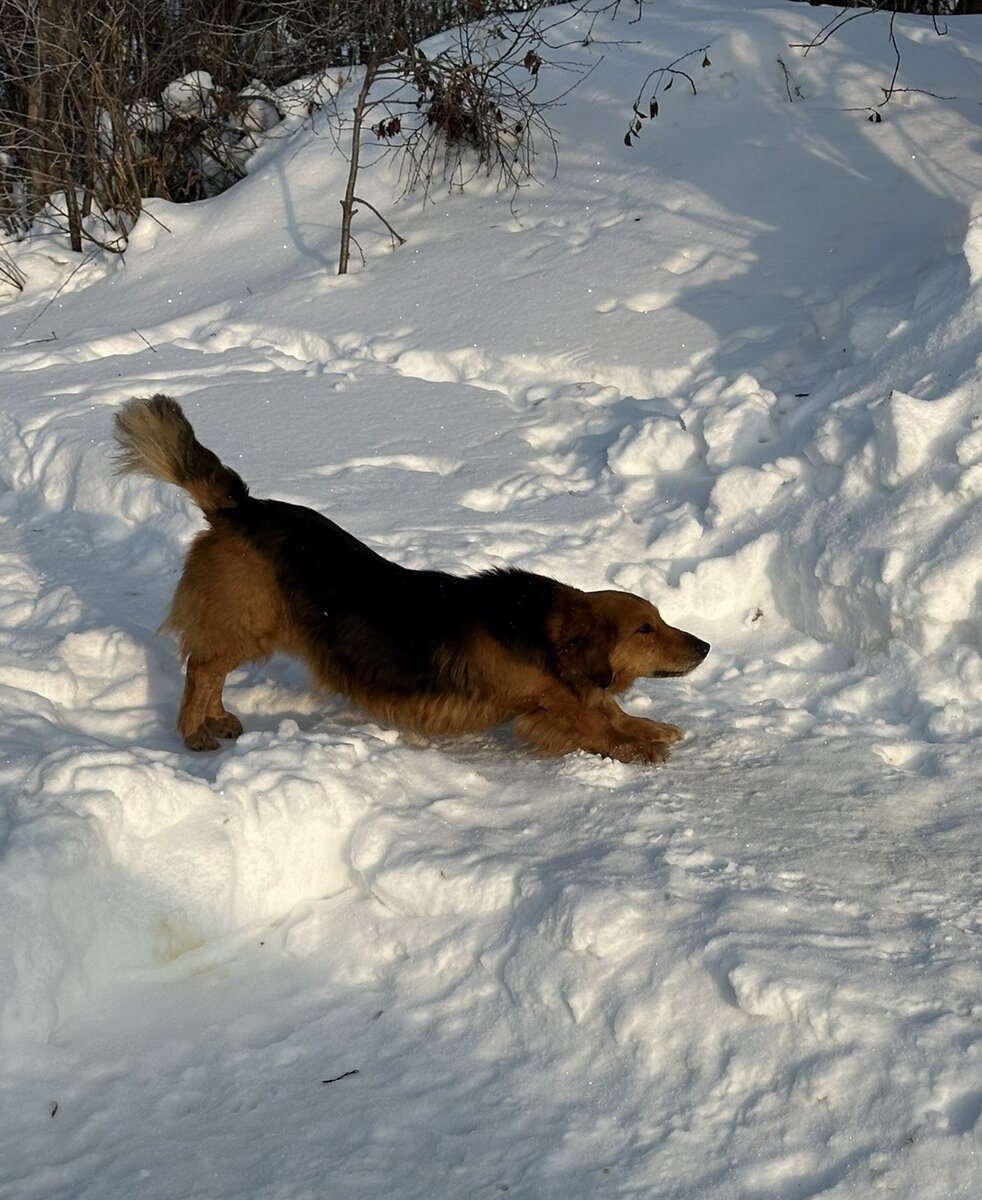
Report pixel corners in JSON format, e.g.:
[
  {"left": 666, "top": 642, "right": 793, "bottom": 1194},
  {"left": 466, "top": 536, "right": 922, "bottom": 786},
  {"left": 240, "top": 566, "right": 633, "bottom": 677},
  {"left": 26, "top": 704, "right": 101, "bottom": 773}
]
[{"left": 225, "top": 494, "right": 567, "bottom": 698}]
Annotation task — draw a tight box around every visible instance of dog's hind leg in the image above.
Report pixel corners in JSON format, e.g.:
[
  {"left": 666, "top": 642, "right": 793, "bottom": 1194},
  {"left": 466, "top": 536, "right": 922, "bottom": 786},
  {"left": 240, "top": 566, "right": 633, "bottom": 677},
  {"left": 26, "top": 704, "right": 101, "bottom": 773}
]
[
  {"left": 165, "top": 529, "right": 284, "bottom": 750},
  {"left": 177, "top": 657, "right": 241, "bottom": 751}
]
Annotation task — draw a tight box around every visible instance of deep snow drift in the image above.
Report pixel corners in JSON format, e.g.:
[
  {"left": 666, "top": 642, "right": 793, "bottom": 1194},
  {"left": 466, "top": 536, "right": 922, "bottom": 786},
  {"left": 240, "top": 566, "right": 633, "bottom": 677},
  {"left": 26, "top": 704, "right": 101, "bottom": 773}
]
[{"left": 1, "top": 3, "right": 980, "bottom": 1198}]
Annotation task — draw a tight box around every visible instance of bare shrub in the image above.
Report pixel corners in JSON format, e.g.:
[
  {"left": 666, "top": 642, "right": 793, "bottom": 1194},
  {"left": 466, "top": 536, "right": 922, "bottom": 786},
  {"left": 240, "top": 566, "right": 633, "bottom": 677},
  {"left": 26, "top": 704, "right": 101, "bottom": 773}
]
[
  {"left": 332, "top": 3, "right": 571, "bottom": 273},
  {"left": 0, "top": 0, "right": 386, "bottom": 245},
  {"left": 0, "top": 1, "right": 656, "bottom": 277}
]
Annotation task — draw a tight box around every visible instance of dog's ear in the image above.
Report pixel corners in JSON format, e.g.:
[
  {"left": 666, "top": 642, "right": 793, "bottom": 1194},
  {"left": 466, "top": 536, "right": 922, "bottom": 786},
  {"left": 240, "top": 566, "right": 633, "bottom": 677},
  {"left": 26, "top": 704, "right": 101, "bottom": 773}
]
[{"left": 551, "top": 596, "right": 615, "bottom": 694}]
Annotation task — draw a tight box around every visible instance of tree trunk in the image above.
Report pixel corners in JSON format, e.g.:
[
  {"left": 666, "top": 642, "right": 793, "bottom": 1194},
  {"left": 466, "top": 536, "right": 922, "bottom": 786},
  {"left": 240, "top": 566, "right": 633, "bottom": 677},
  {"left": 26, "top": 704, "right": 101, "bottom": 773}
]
[{"left": 338, "top": 56, "right": 379, "bottom": 275}]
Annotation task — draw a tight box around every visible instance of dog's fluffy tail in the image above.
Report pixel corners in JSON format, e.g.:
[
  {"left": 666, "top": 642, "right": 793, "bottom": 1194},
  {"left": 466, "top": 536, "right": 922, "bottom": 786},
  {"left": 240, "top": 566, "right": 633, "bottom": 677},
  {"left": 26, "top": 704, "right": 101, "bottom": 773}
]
[{"left": 113, "top": 394, "right": 249, "bottom": 517}]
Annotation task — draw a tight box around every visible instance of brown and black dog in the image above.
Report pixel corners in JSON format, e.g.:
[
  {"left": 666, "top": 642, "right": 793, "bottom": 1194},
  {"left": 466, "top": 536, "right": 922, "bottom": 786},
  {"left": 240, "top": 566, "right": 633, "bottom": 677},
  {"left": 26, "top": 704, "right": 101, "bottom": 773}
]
[{"left": 114, "top": 395, "right": 709, "bottom": 762}]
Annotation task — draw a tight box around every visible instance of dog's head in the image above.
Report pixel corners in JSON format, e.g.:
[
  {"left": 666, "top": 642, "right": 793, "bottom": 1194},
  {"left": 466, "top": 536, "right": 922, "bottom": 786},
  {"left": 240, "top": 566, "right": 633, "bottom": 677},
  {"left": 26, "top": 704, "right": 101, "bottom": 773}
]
[{"left": 551, "top": 589, "right": 709, "bottom": 696}]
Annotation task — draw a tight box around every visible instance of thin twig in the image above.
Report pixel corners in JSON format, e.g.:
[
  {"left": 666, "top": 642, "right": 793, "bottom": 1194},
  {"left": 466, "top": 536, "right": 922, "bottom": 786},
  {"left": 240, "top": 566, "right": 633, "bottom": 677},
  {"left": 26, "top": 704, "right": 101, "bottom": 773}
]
[
  {"left": 777, "top": 57, "right": 802, "bottom": 104},
  {"left": 790, "top": 4, "right": 881, "bottom": 55},
  {"left": 321, "top": 1070, "right": 359, "bottom": 1085},
  {"left": 17, "top": 249, "right": 98, "bottom": 336},
  {"left": 351, "top": 195, "right": 406, "bottom": 246},
  {"left": 882, "top": 11, "right": 901, "bottom": 105},
  {"left": 131, "top": 327, "right": 157, "bottom": 352}
]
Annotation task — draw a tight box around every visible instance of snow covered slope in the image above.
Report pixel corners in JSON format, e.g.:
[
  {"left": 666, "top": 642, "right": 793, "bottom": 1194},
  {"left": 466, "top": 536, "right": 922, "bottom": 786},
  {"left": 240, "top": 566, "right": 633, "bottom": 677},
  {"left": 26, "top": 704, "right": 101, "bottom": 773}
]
[{"left": 1, "top": 3, "right": 980, "bottom": 1197}]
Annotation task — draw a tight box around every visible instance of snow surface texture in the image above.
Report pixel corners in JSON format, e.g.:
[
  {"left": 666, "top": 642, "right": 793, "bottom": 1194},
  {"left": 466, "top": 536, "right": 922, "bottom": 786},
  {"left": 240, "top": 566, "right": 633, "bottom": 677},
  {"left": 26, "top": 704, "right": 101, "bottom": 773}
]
[{"left": 1, "top": 3, "right": 980, "bottom": 1197}]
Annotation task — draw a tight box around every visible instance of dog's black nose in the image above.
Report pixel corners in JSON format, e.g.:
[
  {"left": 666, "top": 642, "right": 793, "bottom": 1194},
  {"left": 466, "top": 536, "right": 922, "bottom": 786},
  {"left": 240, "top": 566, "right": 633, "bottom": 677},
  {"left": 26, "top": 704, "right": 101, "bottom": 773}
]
[{"left": 694, "top": 638, "right": 711, "bottom": 659}]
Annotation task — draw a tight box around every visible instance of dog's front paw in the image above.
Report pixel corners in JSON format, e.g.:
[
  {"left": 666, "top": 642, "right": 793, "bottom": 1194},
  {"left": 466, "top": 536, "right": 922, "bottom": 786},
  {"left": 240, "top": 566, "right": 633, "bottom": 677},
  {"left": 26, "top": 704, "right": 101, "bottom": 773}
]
[
  {"left": 646, "top": 721, "right": 683, "bottom": 744},
  {"left": 607, "top": 736, "right": 671, "bottom": 765},
  {"left": 611, "top": 714, "right": 684, "bottom": 747},
  {"left": 634, "top": 738, "right": 672, "bottom": 765},
  {"left": 184, "top": 725, "right": 221, "bottom": 752}
]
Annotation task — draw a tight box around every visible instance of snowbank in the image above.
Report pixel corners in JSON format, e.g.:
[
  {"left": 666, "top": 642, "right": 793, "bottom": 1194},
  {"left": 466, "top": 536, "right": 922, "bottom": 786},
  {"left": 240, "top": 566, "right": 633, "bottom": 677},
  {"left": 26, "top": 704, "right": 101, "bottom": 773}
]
[{"left": 1, "top": 3, "right": 980, "bottom": 1198}]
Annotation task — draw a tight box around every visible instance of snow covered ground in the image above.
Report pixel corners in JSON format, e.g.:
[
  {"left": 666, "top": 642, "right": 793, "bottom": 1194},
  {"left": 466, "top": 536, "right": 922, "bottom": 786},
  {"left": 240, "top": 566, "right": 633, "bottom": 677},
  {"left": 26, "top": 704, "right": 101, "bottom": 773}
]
[{"left": 1, "top": 3, "right": 980, "bottom": 1196}]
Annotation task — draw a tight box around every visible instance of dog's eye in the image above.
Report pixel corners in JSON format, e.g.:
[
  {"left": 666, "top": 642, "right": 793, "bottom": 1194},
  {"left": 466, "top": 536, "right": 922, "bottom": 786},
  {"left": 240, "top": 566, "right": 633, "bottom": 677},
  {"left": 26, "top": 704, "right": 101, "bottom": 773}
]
[{"left": 636, "top": 623, "right": 654, "bottom": 635}]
